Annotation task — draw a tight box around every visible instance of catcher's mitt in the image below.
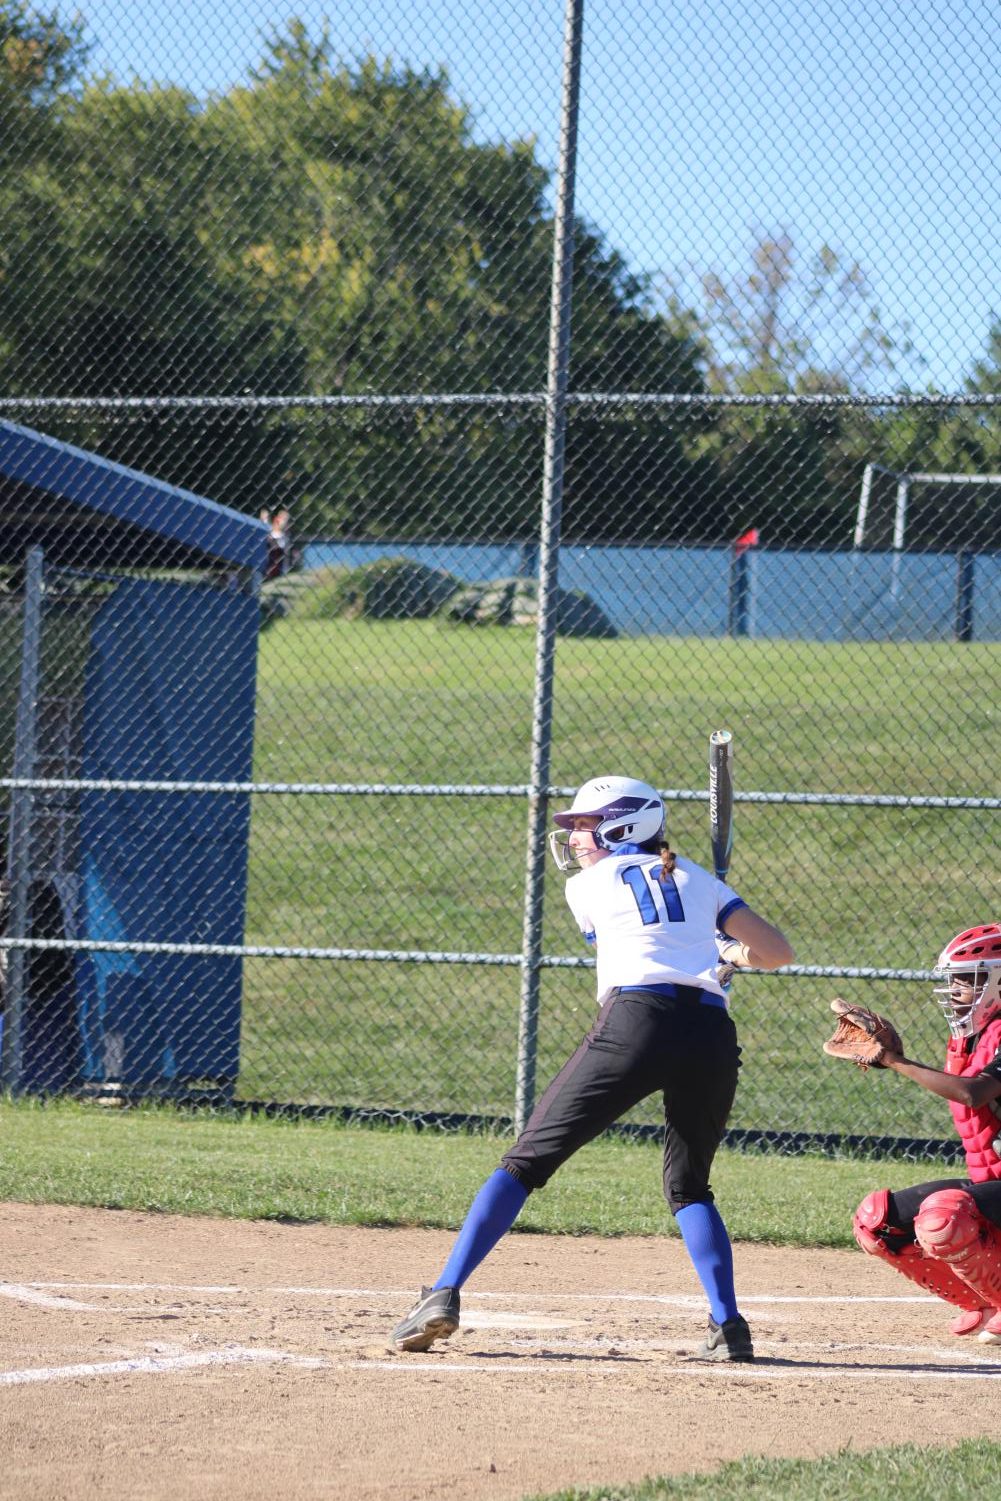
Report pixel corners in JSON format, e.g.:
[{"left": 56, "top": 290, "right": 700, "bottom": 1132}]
[{"left": 822, "top": 997, "right": 903, "bottom": 1071}]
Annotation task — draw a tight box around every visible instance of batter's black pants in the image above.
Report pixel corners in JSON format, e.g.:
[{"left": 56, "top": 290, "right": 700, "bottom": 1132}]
[{"left": 500, "top": 985, "right": 741, "bottom": 1212}]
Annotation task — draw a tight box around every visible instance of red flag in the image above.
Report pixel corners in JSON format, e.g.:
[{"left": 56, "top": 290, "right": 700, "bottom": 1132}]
[{"left": 734, "top": 527, "right": 760, "bottom": 553}]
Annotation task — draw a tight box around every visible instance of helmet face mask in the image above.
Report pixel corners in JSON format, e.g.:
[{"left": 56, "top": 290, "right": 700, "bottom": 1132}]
[
  {"left": 549, "top": 776, "right": 665, "bottom": 873},
  {"left": 548, "top": 828, "right": 588, "bottom": 873},
  {"left": 932, "top": 925, "right": 1001, "bottom": 1039}
]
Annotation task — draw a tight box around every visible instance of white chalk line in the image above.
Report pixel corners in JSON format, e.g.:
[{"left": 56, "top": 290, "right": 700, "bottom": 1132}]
[
  {"left": 341, "top": 1357, "right": 1001, "bottom": 1382},
  {"left": 441, "top": 1310, "right": 583, "bottom": 1330},
  {"left": 0, "top": 1347, "right": 325, "bottom": 1388},
  {"left": 0, "top": 1284, "right": 104, "bottom": 1312},
  {"left": 26, "top": 1282, "right": 935, "bottom": 1306},
  {"left": 14, "top": 1278, "right": 1001, "bottom": 1386},
  {"left": 27, "top": 1282, "right": 242, "bottom": 1293},
  {"left": 490, "top": 1333, "right": 1001, "bottom": 1367},
  {"left": 486, "top": 1333, "right": 1001, "bottom": 1362}
]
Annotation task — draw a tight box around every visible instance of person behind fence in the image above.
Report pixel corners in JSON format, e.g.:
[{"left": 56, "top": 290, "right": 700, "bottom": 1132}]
[
  {"left": 260, "top": 507, "right": 291, "bottom": 580},
  {"left": 392, "top": 774, "right": 794, "bottom": 1363},
  {"left": 844, "top": 924, "right": 1001, "bottom": 1345}
]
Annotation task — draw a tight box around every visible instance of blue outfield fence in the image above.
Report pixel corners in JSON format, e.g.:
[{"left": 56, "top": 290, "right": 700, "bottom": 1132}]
[{"left": 302, "top": 541, "right": 1001, "bottom": 642}]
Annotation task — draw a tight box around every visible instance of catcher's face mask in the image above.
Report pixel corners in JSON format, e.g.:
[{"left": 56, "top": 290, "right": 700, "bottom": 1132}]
[
  {"left": 932, "top": 963, "right": 1001, "bottom": 1040},
  {"left": 933, "top": 925, "right": 1001, "bottom": 1039}
]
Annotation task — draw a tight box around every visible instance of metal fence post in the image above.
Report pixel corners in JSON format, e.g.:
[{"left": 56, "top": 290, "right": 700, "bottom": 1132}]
[
  {"left": 1, "top": 546, "right": 44, "bottom": 1093},
  {"left": 955, "top": 551, "right": 975, "bottom": 642},
  {"left": 727, "top": 548, "right": 750, "bottom": 637},
  {"left": 890, "top": 475, "right": 909, "bottom": 601},
  {"left": 515, "top": 0, "right": 584, "bottom": 1137}
]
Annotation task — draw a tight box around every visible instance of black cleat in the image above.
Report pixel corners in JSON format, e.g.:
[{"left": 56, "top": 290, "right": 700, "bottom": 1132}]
[
  {"left": 393, "top": 1285, "right": 461, "bottom": 1352},
  {"left": 694, "top": 1314, "right": 754, "bottom": 1362}
]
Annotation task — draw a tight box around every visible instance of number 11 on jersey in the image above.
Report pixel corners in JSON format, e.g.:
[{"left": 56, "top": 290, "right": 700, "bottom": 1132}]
[{"left": 620, "top": 864, "right": 686, "bottom": 925}]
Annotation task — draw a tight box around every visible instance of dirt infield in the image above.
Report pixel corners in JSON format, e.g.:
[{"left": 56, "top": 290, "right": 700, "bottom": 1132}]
[{"left": 3, "top": 1203, "right": 1001, "bottom": 1500}]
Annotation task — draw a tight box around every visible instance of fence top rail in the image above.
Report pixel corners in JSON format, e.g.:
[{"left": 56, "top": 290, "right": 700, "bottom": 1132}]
[
  {"left": 1, "top": 777, "right": 997, "bottom": 810},
  {"left": 3, "top": 392, "right": 1001, "bottom": 412},
  {"left": 0, "top": 936, "right": 936, "bottom": 981}
]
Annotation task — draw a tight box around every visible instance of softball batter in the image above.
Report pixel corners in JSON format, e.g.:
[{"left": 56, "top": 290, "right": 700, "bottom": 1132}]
[{"left": 393, "top": 774, "right": 794, "bottom": 1361}]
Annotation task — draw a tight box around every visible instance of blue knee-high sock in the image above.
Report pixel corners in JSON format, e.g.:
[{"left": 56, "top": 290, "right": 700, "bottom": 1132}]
[
  {"left": 433, "top": 1168, "right": 529, "bottom": 1291},
  {"left": 675, "top": 1200, "right": 739, "bottom": 1325}
]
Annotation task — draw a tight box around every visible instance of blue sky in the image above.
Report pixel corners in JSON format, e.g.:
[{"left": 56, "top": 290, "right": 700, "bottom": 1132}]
[{"left": 76, "top": 0, "right": 1001, "bottom": 391}]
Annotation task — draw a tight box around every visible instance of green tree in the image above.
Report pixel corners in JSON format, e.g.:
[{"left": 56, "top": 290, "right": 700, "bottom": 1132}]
[
  {"left": 694, "top": 234, "right": 899, "bottom": 393},
  {"left": 674, "top": 235, "right": 911, "bottom": 545},
  {"left": 0, "top": 2, "right": 87, "bottom": 367},
  {"left": 0, "top": 0, "right": 86, "bottom": 167},
  {"left": 204, "top": 24, "right": 707, "bottom": 538},
  {"left": 842, "top": 321, "right": 1001, "bottom": 552},
  {"left": 1, "top": 77, "right": 303, "bottom": 510},
  {"left": 1, "top": 18, "right": 707, "bottom": 535},
  {"left": 821, "top": 317, "right": 1001, "bottom": 555}
]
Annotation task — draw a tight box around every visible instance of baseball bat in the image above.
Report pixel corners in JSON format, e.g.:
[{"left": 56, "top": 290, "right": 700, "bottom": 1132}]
[{"left": 708, "top": 729, "right": 734, "bottom": 881}]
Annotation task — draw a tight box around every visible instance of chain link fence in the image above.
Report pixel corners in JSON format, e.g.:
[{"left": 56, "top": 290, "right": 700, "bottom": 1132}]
[{"left": 1, "top": 0, "right": 999, "bottom": 1158}]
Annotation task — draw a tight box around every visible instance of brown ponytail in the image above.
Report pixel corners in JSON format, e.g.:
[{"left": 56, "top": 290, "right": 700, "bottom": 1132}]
[{"left": 658, "top": 843, "right": 676, "bottom": 878}]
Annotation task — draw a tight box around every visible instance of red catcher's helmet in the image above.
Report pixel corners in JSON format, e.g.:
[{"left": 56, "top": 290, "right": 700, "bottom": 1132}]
[{"left": 933, "top": 924, "right": 1001, "bottom": 1039}]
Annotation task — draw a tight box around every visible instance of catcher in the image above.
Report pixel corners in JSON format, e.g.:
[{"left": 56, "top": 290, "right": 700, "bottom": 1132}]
[{"left": 823, "top": 924, "right": 1001, "bottom": 1344}]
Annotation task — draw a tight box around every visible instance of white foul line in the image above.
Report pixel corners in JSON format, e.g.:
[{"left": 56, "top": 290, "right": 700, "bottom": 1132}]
[
  {"left": 9, "top": 1278, "right": 1001, "bottom": 1387},
  {"left": 0, "top": 1347, "right": 325, "bottom": 1388},
  {"left": 26, "top": 1282, "right": 241, "bottom": 1294},
  {"left": 338, "top": 1357, "right": 1001, "bottom": 1382},
  {"left": 0, "top": 1283, "right": 103, "bottom": 1312},
  {"left": 25, "top": 1282, "right": 935, "bottom": 1306}
]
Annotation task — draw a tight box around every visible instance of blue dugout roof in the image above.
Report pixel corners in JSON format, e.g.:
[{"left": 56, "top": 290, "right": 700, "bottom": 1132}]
[{"left": 0, "top": 418, "right": 268, "bottom": 572}]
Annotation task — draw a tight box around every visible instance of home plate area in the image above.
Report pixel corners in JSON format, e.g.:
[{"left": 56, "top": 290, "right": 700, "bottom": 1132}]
[
  {"left": 4, "top": 1273, "right": 1001, "bottom": 1385},
  {"left": 4, "top": 1209, "right": 1001, "bottom": 1501}
]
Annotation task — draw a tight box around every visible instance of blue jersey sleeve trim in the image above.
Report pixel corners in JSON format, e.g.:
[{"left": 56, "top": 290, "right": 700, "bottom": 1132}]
[
  {"left": 582, "top": 929, "right": 596, "bottom": 945},
  {"left": 717, "top": 897, "right": 747, "bottom": 933}
]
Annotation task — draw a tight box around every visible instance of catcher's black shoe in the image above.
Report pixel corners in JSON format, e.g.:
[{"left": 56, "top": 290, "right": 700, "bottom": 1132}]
[
  {"left": 694, "top": 1314, "right": 754, "bottom": 1362},
  {"left": 393, "top": 1285, "right": 460, "bottom": 1352}
]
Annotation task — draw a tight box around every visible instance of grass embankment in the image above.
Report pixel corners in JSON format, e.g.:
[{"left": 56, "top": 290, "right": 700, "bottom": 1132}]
[{"left": 236, "top": 617, "right": 994, "bottom": 1138}]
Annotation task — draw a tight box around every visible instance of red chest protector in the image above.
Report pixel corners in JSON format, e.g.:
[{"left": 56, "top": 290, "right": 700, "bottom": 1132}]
[{"left": 945, "top": 1015, "right": 1001, "bottom": 1182}]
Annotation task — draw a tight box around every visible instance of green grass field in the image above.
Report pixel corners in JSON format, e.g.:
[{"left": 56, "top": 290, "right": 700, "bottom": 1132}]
[
  {"left": 527, "top": 1441, "right": 1001, "bottom": 1501},
  {"left": 0, "top": 1097, "right": 960, "bottom": 1242},
  {"left": 233, "top": 615, "right": 997, "bottom": 1139}
]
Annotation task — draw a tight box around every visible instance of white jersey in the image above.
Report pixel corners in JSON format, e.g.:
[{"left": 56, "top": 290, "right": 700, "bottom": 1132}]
[{"left": 564, "top": 852, "right": 746, "bottom": 1006}]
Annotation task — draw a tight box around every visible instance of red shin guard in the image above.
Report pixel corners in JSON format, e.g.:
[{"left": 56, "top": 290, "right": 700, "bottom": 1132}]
[
  {"left": 853, "top": 1189, "right": 984, "bottom": 1311},
  {"left": 914, "top": 1188, "right": 1001, "bottom": 1311}
]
